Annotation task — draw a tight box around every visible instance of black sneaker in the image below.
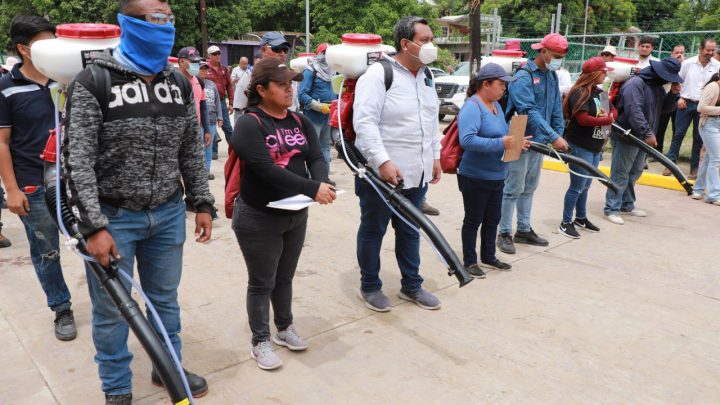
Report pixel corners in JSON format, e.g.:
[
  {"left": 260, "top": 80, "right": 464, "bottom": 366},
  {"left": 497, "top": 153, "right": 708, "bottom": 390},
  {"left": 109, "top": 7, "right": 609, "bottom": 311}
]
[
  {"left": 573, "top": 218, "right": 600, "bottom": 233},
  {"left": 54, "top": 309, "right": 77, "bottom": 341},
  {"left": 105, "top": 393, "right": 132, "bottom": 405},
  {"left": 480, "top": 259, "right": 512, "bottom": 271},
  {"left": 0, "top": 229, "right": 11, "bottom": 248},
  {"left": 497, "top": 232, "right": 516, "bottom": 254},
  {"left": 151, "top": 368, "right": 208, "bottom": 398},
  {"left": 513, "top": 229, "right": 549, "bottom": 246},
  {"left": 558, "top": 222, "right": 580, "bottom": 239},
  {"left": 466, "top": 264, "right": 486, "bottom": 279}
]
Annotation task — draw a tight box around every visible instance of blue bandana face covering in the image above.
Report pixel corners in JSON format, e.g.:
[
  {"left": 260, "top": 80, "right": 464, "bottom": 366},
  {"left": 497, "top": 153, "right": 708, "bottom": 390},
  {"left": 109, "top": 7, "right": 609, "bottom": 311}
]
[{"left": 116, "top": 13, "right": 175, "bottom": 75}]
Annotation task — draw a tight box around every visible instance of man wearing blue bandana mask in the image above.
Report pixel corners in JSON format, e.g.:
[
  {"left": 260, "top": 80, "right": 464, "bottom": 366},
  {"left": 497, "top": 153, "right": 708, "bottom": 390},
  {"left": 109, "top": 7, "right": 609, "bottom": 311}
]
[{"left": 62, "top": 0, "right": 213, "bottom": 403}]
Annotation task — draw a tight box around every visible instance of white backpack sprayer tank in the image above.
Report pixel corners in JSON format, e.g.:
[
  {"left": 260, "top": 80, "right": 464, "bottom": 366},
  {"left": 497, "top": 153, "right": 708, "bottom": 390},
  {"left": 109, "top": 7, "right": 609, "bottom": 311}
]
[
  {"left": 290, "top": 52, "right": 316, "bottom": 73},
  {"left": 604, "top": 56, "right": 640, "bottom": 102},
  {"left": 481, "top": 50, "right": 528, "bottom": 74},
  {"left": 32, "top": 23, "right": 121, "bottom": 85}
]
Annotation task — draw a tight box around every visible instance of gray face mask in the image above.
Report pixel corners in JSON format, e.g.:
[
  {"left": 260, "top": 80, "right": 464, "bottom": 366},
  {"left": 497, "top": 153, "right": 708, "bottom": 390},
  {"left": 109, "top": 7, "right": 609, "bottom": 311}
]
[{"left": 316, "top": 54, "right": 326, "bottom": 65}]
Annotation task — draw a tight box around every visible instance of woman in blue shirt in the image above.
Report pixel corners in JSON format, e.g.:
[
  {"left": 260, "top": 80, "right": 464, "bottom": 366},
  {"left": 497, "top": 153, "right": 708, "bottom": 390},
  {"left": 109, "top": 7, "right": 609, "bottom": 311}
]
[{"left": 457, "top": 63, "right": 528, "bottom": 278}]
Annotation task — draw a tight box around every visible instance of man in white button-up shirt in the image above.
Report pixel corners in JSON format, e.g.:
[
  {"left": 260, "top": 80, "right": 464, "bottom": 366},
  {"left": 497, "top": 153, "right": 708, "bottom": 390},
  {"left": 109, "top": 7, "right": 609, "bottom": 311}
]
[
  {"left": 353, "top": 16, "right": 443, "bottom": 312},
  {"left": 665, "top": 38, "right": 719, "bottom": 179}
]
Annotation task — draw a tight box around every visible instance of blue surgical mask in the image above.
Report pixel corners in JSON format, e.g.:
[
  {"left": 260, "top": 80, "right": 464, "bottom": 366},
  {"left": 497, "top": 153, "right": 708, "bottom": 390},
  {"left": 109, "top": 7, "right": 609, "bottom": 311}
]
[
  {"left": 188, "top": 62, "right": 200, "bottom": 76},
  {"left": 117, "top": 13, "right": 175, "bottom": 75},
  {"left": 547, "top": 56, "right": 563, "bottom": 71}
]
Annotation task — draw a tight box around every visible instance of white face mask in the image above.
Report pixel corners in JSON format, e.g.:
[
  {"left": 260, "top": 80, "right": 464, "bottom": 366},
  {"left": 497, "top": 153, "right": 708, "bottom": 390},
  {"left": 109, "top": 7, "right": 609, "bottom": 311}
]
[
  {"left": 544, "top": 52, "right": 563, "bottom": 71},
  {"left": 408, "top": 41, "right": 438, "bottom": 65},
  {"left": 187, "top": 62, "right": 200, "bottom": 76}
]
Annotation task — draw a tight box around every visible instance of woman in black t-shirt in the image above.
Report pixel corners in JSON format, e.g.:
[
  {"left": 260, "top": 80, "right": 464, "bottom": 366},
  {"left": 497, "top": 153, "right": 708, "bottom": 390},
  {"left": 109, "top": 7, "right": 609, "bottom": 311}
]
[
  {"left": 558, "top": 57, "right": 617, "bottom": 239},
  {"left": 230, "top": 59, "right": 336, "bottom": 370}
]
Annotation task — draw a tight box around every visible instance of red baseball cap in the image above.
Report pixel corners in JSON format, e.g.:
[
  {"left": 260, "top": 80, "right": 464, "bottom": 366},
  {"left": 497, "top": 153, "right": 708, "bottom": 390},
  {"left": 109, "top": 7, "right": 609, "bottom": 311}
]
[
  {"left": 316, "top": 43, "right": 330, "bottom": 54},
  {"left": 582, "top": 56, "right": 614, "bottom": 73},
  {"left": 530, "top": 33, "right": 568, "bottom": 53}
]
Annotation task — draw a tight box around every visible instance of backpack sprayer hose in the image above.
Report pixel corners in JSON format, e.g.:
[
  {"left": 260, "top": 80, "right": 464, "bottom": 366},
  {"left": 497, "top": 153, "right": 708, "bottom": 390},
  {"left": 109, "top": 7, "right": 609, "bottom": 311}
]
[
  {"left": 48, "top": 91, "right": 194, "bottom": 405},
  {"left": 610, "top": 122, "right": 694, "bottom": 195},
  {"left": 335, "top": 77, "right": 472, "bottom": 287}
]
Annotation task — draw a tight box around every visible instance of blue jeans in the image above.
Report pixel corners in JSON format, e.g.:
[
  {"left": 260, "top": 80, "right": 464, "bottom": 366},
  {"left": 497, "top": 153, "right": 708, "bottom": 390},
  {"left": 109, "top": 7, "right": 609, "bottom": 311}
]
[
  {"left": 693, "top": 117, "right": 720, "bottom": 202},
  {"left": 356, "top": 177, "right": 427, "bottom": 294},
  {"left": 204, "top": 124, "right": 216, "bottom": 172},
  {"left": 500, "top": 150, "right": 544, "bottom": 234},
  {"left": 604, "top": 138, "right": 646, "bottom": 215},
  {"left": 311, "top": 121, "right": 332, "bottom": 173},
  {"left": 86, "top": 192, "right": 186, "bottom": 395},
  {"left": 667, "top": 101, "right": 703, "bottom": 169},
  {"left": 562, "top": 143, "right": 602, "bottom": 223},
  {"left": 18, "top": 187, "right": 72, "bottom": 312},
  {"left": 217, "top": 100, "right": 233, "bottom": 153},
  {"left": 458, "top": 175, "right": 504, "bottom": 266}
]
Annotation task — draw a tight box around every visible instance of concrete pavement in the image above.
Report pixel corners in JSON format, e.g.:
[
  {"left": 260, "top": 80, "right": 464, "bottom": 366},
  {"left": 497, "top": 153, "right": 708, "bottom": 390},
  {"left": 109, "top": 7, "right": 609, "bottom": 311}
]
[{"left": 0, "top": 147, "right": 718, "bottom": 404}]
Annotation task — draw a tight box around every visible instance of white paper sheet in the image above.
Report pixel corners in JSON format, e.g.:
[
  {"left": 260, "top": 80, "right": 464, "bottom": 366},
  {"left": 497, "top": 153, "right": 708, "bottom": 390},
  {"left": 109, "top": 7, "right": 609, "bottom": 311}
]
[{"left": 267, "top": 190, "right": 346, "bottom": 211}]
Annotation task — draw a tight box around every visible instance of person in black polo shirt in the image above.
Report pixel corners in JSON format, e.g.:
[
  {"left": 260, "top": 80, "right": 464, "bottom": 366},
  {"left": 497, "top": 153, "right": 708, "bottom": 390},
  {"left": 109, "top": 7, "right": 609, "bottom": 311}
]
[{"left": 0, "top": 15, "right": 76, "bottom": 340}]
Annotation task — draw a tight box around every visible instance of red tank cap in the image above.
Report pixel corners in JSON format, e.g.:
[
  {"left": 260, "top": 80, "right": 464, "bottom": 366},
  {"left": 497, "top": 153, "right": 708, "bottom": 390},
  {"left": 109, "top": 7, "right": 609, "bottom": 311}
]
[
  {"left": 341, "top": 34, "right": 382, "bottom": 45},
  {"left": 56, "top": 24, "right": 121, "bottom": 39},
  {"left": 492, "top": 50, "right": 525, "bottom": 57},
  {"left": 614, "top": 56, "right": 639, "bottom": 64},
  {"left": 168, "top": 56, "right": 178, "bottom": 63},
  {"left": 297, "top": 53, "right": 316, "bottom": 57}
]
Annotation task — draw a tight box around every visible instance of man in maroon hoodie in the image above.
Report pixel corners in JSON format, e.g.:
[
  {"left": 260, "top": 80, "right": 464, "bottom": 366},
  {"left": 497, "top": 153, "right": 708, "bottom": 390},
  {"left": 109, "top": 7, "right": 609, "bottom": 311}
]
[{"left": 205, "top": 45, "right": 233, "bottom": 158}]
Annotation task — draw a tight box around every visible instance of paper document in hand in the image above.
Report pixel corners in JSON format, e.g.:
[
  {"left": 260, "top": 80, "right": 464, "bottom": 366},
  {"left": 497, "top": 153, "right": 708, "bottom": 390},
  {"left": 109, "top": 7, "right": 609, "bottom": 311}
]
[
  {"left": 502, "top": 114, "right": 528, "bottom": 162},
  {"left": 267, "top": 190, "right": 345, "bottom": 211}
]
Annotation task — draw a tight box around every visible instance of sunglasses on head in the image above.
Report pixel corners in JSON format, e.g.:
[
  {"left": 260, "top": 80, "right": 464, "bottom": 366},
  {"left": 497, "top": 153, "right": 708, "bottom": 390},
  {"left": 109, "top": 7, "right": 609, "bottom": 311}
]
[{"left": 270, "top": 45, "right": 290, "bottom": 54}]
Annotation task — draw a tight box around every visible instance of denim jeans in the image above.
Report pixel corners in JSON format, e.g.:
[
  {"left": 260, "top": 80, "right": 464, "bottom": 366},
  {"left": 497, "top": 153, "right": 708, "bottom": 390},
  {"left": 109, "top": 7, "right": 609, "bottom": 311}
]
[
  {"left": 18, "top": 187, "right": 72, "bottom": 312},
  {"left": 458, "top": 175, "right": 504, "bottom": 266},
  {"left": 604, "top": 138, "right": 646, "bottom": 215},
  {"left": 204, "top": 124, "right": 216, "bottom": 172},
  {"left": 232, "top": 198, "right": 308, "bottom": 344},
  {"left": 312, "top": 121, "right": 332, "bottom": 173},
  {"left": 356, "top": 177, "right": 427, "bottom": 294},
  {"left": 656, "top": 110, "right": 676, "bottom": 154},
  {"left": 216, "top": 100, "right": 233, "bottom": 154},
  {"left": 667, "top": 101, "right": 704, "bottom": 169},
  {"left": 693, "top": 117, "right": 720, "bottom": 202},
  {"left": 562, "top": 143, "right": 602, "bottom": 223},
  {"left": 499, "top": 150, "right": 544, "bottom": 234},
  {"left": 86, "top": 191, "right": 186, "bottom": 395}
]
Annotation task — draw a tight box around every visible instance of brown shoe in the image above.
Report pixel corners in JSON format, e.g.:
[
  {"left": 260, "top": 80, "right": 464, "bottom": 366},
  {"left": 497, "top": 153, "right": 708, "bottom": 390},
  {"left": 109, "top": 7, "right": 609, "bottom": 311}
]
[
  {"left": 688, "top": 168, "right": 698, "bottom": 180},
  {"left": 422, "top": 201, "right": 440, "bottom": 216},
  {"left": 662, "top": 167, "right": 672, "bottom": 176}
]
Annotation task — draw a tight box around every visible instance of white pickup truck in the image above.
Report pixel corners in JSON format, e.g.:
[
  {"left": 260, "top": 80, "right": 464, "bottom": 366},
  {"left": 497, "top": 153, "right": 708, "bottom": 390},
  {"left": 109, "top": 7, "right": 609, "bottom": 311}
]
[{"left": 435, "top": 62, "right": 469, "bottom": 120}]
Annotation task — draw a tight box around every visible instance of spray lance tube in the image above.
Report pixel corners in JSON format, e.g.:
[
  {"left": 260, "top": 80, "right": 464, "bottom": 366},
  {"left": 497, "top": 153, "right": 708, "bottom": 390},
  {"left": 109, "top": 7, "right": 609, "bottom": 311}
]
[
  {"left": 610, "top": 122, "right": 694, "bottom": 195},
  {"left": 334, "top": 77, "right": 473, "bottom": 287},
  {"left": 527, "top": 142, "right": 619, "bottom": 194}
]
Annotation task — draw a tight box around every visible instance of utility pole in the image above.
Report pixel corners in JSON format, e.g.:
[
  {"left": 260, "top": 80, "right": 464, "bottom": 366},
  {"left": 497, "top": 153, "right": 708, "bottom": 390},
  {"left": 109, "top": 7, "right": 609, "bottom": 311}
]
[
  {"left": 551, "top": 14, "right": 556, "bottom": 34},
  {"left": 469, "top": 0, "right": 483, "bottom": 81},
  {"left": 555, "top": 3, "right": 562, "bottom": 34},
  {"left": 200, "top": 0, "right": 208, "bottom": 57},
  {"left": 581, "top": 0, "right": 589, "bottom": 61},
  {"left": 305, "top": 0, "right": 311, "bottom": 52}
]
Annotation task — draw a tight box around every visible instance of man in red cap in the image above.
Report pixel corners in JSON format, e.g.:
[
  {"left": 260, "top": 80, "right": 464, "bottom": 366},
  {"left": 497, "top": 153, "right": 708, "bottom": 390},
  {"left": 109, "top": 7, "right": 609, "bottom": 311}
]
[{"left": 498, "top": 33, "right": 569, "bottom": 255}]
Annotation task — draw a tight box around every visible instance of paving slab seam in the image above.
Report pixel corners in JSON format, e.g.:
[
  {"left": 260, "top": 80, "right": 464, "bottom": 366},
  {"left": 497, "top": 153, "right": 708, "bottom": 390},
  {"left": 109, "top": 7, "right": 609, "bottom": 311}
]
[{"left": 0, "top": 305, "right": 60, "bottom": 404}]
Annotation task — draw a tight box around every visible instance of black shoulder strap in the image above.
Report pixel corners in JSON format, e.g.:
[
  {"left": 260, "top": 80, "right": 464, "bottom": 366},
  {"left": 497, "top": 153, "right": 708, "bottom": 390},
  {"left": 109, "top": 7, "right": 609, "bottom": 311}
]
[
  {"left": 87, "top": 63, "right": 112, "bottom": 120},
  {"left": 377, "top": 58, "right": 394, "bottom": 92},
  {"left": 424, "top": 66, "right": 432, "bottom": 81}
]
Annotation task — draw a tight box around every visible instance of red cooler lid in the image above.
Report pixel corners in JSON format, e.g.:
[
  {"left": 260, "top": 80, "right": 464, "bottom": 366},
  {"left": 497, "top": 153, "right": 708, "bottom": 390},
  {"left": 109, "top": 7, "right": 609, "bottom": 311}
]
[
  {"left": 56, "top": 23, "right": 121, "bottom": 39},
  {"left": 614, "top": 56, "right": 639, "bottom": 64},
  {"left": 341, "top": 33, "right": 382, "bottom": 45},
  {"left": 492, "top": 50, "right": 525, "bottom": 57}
]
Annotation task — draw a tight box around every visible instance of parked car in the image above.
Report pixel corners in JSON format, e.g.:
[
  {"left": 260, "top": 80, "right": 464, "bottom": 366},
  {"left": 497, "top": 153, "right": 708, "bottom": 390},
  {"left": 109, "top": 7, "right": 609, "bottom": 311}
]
[{"left": 434, "top": 62, "right": 469, "bottom": 120}]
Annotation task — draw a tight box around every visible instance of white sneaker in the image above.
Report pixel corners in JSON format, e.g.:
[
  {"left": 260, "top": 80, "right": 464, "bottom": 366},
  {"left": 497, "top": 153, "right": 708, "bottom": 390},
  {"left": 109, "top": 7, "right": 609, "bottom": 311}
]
[
  {"left": 251, "top": 341, "right": 282, "bottom": 370},
  {"left": 272, "top": 324, "right": 308, "bottom": 351},
  {"left": 690, "top": 192, "right": 703, "bottom": 200},
  {"left": 621, "top": 208, "right": 647, "bottom": 217},
  {"left": 707, "top": 199, "right": 720, "bottom": 206},
  {"left": 605, "top": 213, "right": 624, "bottom": 225}
]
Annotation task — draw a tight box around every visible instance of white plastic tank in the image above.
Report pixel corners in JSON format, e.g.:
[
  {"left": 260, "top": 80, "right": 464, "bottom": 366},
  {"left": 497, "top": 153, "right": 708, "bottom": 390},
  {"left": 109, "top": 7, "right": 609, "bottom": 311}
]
[
  {"left": 480, "top": 50, "right": 527, "bottom": 75},
  {"left": 326, "top": 33, "right": 386, "bottom": 78},
  {"left": 32, "top": 23, "right": 121, "bottom": 85},
  {"left": 606, "top": 56, "right": 640, "bottom": 83},
  {"left": 290, "top": 52, "right": 315, "bottom": 73}
]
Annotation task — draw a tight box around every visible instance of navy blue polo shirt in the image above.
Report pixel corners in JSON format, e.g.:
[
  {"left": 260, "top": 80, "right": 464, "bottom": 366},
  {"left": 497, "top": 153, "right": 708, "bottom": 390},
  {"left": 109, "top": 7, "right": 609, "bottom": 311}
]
[{"left": 0, "top": 62, "right": 57, "bottom": 189}]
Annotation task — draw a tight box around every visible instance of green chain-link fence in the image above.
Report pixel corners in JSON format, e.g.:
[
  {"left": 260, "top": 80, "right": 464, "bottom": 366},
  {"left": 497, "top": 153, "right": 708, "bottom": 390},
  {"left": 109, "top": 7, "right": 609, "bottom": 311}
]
[{"left": 505, "top": 30, "right": 720, "bottom": 73}]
